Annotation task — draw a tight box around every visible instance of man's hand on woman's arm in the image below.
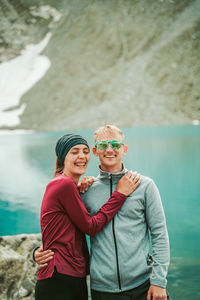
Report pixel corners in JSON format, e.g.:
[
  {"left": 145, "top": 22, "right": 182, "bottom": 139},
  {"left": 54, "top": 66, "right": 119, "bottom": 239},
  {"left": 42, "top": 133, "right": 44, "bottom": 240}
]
[{"left": 34, "top": 248, "right": 54, "bottom": 268}]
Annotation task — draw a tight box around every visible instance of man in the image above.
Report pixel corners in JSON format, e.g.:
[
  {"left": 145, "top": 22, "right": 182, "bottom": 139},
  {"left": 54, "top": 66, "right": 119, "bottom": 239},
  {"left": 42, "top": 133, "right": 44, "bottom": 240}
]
[{"left": 34, "top": 125, "right": 170, "bottom": 300}]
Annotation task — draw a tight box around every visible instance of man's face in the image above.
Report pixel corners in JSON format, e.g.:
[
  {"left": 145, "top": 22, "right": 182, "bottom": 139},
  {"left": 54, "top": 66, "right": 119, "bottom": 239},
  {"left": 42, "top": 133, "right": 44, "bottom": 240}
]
[{"left": 92, "top": 131, "right": 128, "bottom": 173}]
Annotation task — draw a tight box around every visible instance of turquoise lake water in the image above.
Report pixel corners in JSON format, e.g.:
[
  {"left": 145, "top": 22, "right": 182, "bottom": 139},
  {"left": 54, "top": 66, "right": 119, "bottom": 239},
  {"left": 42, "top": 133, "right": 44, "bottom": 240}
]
[{"left": 0, "top": 125, "right": 200, "bottom": 299}]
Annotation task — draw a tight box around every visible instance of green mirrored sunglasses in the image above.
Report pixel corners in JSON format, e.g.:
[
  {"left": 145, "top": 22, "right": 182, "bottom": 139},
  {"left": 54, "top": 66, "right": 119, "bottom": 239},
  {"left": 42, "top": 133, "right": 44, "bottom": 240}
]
[{"left": 95, "top": 140, "right": 123, "bottom": 150}]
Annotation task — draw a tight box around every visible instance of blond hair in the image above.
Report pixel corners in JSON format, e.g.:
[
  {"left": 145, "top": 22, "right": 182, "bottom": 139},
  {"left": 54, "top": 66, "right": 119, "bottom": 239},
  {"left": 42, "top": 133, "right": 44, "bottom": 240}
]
[{"left": 94, "top": 125, "right": 124, "bottom": 142}]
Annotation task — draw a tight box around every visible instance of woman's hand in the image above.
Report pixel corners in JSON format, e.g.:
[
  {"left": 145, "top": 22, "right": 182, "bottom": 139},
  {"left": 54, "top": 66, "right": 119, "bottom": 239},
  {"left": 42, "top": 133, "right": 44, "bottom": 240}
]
[
  {"left": 34, "top": 248, "right": 54, "bottom": 268},
  {"left": 116, "top": 171, "right": 142, "bottom": 196},
  {"left": 78, "top": 176, "right": 95, "bottom": 193}
]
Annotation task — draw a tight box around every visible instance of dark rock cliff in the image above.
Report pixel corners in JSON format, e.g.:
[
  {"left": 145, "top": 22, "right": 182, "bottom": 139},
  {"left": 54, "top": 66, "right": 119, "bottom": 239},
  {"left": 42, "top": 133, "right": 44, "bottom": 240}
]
[{"left": 1, "top": 0, "right": 200, "bottom": 130}]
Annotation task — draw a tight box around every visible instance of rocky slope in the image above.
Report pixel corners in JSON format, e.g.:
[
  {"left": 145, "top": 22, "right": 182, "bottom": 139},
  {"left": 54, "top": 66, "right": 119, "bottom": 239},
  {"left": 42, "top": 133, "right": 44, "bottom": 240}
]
[
  {"left": 1, "top": 0, "right": 200, "bottom": 130},
  {"left": 0, "top": 0, "right": 62, "bottom": 62}
]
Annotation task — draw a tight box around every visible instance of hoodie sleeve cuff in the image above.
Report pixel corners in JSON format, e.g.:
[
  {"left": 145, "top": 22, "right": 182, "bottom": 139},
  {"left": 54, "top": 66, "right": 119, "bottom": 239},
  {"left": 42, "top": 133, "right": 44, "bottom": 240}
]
[
  {"left": 150, "top": 278, "right": 167, "bottom": 289},
  {"left": 32, "top": 246, "right": 40, "bottom": 262}
]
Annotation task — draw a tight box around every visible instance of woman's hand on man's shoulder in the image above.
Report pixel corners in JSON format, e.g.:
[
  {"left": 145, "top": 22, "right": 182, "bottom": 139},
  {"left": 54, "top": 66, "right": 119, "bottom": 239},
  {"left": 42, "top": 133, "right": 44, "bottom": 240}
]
[{"left": 78, "top": 176, "right": 95, "bottom": 193}]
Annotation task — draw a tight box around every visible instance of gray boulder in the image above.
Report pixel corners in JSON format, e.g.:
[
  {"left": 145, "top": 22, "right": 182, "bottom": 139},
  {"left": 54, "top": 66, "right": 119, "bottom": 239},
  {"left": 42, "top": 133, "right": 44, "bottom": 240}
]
[{"left": 0, "top": 234, "right": 41, "bottom": 300}]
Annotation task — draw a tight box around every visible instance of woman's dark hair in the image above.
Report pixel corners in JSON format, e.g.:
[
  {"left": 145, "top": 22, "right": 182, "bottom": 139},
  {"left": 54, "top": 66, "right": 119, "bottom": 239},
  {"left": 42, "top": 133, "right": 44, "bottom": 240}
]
[{"left": 54, "top": 157, "right": 64, "bottom": 177}]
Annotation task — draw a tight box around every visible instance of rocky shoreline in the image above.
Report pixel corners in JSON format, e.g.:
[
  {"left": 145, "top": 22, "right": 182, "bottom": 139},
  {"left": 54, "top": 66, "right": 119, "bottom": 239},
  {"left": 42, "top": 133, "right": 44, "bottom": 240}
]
[
  {"left": 0, "top": 234, "right": 91, "bottom": 300},
  {"left": 0, "top": 234, "right": 41, "bottom": 300}
]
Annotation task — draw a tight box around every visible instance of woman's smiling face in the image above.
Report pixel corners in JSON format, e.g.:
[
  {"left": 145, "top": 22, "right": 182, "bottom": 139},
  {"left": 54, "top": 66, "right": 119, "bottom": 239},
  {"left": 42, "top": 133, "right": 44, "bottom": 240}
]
[{"left": 63, "top": 144, "right": 90, "bottom": 180}]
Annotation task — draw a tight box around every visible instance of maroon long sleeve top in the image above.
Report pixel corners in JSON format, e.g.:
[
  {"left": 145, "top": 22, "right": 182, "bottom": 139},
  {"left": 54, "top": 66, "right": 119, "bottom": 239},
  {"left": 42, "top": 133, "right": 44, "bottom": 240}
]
[{"left": 37, "top": 174, "right": 126, "bottom": 280}]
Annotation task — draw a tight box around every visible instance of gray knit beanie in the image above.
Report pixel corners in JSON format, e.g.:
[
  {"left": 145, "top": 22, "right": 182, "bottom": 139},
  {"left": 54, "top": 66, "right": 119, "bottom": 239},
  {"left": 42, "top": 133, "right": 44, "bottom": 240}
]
[{"left": 55, "top": 134, "right": 89, "bottom": 165}]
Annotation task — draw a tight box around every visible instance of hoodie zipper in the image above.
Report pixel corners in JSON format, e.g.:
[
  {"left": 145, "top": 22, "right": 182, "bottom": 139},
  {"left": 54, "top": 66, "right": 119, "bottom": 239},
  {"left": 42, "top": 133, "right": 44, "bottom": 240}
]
[{"left": 110, "top": 174, "right": 122, "bottom": 292}]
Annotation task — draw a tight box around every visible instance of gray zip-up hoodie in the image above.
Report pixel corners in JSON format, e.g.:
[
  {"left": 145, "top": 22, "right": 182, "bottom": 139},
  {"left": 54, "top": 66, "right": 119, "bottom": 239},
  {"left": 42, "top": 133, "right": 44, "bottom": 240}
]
[{"left": 82, "top": 165, "right": 170, "bottom": 293}]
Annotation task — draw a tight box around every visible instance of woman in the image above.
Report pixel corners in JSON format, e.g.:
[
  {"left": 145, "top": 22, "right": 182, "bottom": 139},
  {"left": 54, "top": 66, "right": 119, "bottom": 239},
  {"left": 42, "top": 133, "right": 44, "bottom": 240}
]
[{"left": 35, "top": 133, "right": 141, "bottom": 300}]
